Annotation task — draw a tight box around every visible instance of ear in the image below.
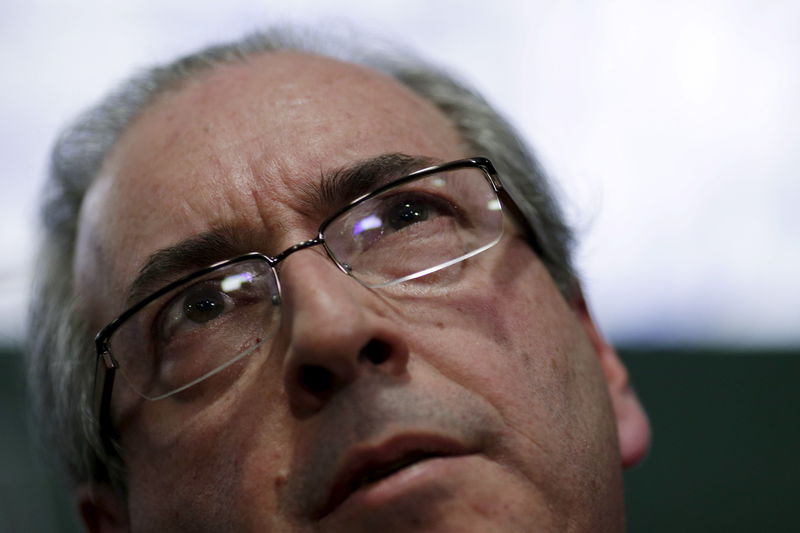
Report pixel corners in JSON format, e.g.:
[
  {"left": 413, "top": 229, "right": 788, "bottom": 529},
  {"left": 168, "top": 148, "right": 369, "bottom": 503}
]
[
  {"left": 76, "top": 484, "right": 130, "bottom": 533},
  {"left": 572, "top": 289, "right": 651, "bottom": 468}
]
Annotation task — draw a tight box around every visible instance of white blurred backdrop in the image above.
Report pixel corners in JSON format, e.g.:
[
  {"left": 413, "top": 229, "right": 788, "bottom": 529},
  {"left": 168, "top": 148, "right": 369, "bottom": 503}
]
[{"left": 1, "top": 0, "right": 798, "bottom": 346}]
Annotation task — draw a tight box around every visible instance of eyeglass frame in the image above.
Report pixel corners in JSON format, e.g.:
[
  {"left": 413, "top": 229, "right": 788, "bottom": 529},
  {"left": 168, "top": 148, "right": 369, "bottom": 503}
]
[{"left": 92, "top": 156, "right": 539, "bottom": 435}]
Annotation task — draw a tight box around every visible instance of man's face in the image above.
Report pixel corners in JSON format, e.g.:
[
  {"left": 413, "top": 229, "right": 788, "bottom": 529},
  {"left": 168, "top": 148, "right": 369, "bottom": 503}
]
[{"left": 75, "top": 52, "right": 647, "bottom": 532}]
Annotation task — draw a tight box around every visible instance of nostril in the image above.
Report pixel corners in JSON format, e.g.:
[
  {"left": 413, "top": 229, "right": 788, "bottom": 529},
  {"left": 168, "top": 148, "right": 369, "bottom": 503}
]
[
  {"left": 360, "top": 338, "right": 391, "bottom": 365},
  {"left": 299, "top": 365, "right": 334, "bottom": 395}
]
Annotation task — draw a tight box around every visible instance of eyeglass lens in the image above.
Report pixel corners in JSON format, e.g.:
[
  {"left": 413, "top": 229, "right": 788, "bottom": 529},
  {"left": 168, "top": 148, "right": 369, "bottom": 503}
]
[{"left": 109, "top": 165, "right": 503, "bottom": 400}]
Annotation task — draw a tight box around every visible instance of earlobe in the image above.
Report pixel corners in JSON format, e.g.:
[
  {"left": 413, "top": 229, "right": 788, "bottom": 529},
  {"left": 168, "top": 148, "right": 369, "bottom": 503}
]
[
  {"left": 76, "top": 484, "right": 130, "bottom": 533},
  {"left": 596, "top": 342, "right": 652, "bottom": 468},
  {"left": 571, "top": 289, "right": 652, "bottom": 468}
]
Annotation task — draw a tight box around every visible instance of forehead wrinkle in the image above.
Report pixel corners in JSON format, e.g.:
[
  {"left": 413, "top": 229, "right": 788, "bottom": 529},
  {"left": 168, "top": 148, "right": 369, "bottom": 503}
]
[
  {"left": 176, "top": 151, "right": 297, "bottom": 252},
  {"left": 248, "top": 186, "right": 299, "bottom": 253},
  {"left": 244, "top": 157, "right": 320, "bottom": 250}
]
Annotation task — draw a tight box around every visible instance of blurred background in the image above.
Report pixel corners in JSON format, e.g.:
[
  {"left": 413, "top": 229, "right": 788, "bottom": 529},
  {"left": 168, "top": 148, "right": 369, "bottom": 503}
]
[{"left": 1, "top": 1, "right": 797, "bottom": 531}]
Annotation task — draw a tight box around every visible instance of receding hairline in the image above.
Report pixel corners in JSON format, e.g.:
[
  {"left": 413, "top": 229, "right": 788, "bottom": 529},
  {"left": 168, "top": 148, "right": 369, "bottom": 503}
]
[
  {"left": 86, "top": 48, "right": 468, "bottom": 191},
  {"left": 109, "top": 48, "right": 458, "bottom": 143}
]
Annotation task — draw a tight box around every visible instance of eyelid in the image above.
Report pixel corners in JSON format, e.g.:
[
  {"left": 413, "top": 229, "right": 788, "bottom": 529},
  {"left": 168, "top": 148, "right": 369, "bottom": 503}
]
[
  {"left": 379, "top": 190, "right": 459, "bottom": 220},
  {"left": 158, "top": 290, "right": 213, "bottom": 342},
  {"left": 155, "top": 267, "right": 270, "bottom": 340},
  {"left": 155, "top": 278, "right": 230, "bottom": 341},
  {"left": 391, "top": 183, "right": 471, "bottom": 221}
]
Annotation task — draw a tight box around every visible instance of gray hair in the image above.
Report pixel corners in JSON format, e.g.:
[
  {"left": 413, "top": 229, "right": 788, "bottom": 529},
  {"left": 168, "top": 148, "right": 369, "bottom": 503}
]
[{"left": 27, "top": 27, "right": 575, "bottom": 494}]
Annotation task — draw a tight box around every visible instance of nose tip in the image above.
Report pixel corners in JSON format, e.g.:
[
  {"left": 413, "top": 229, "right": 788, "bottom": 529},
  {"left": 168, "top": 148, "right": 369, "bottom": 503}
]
[
  {"left": 288, "top": 337, "right": 402, "bottom": 411},
  {"left": 278, "top": 253, "right": 410, "bottom": 416}
]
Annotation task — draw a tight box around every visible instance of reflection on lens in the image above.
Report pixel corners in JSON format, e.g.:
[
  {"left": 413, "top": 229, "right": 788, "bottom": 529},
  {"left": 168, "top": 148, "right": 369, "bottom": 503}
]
[
  {"left": 353, "top": 214, "right": 382, "bottom": 236},
  {"left": 111, "top": 258, "right": 280, "bottom": 401},
  {"left": 323, "top": 166, "right": 503, "bottom": 288}
]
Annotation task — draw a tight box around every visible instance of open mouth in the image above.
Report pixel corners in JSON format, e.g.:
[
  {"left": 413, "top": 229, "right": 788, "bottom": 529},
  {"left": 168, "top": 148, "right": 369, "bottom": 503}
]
[
  {"left": 348, "top": 451, "right": 441, "bottom": 492},
  {"left": 318, "top": 436, "right": 470, "bottom": 519}
]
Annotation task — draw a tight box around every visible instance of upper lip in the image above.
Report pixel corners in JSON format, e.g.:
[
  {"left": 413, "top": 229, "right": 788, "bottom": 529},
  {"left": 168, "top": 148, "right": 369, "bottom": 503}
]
[{"left": 316, "top": 432, "right": 471, "bottom": 519}]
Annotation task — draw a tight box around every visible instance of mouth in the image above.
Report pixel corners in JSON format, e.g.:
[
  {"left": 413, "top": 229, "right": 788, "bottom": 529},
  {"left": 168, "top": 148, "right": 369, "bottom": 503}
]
[
  {"left": 349, "top": 450, "right": 442, "bottom": 491},
  {"left": 317, "top": 434, "right": 470, "bottom": 519}
]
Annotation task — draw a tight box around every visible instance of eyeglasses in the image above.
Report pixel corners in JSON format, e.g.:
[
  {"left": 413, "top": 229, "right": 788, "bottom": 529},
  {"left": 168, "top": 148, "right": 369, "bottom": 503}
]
[{"left": 93, "top": 157, "right": 509, "bottom": 427}]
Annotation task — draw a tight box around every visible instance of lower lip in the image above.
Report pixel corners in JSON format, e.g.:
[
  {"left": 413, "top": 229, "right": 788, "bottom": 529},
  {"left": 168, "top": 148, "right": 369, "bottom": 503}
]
[{"left": 333, "top": 454, "right": 476, "bottom": 516}]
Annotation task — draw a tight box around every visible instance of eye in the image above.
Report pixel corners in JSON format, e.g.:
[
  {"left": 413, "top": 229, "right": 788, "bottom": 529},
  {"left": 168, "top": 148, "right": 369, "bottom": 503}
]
[
  {"left": 339, "top": 192, "right": 459, "bottom": 257},
  {"left": 386, "top": 199, "right": 432, "bottom": 230},
  {"left": 382, "top": 191, "right": 457, "bottom": 232},
  {"left": 158, "top": 283, "right": 234, "bottom": 342},
  {"left": 182, "top": 287, "right": 226, "bottom": 323}
]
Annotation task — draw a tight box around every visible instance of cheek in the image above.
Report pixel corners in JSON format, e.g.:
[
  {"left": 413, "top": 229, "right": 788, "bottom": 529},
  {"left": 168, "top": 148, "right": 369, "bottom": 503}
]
[
  {"left": 408, "top": 246, "right": 622, "bottom": 522},
  {"left": 406, "top": 242, "right": 585, "bottom": 420},
  {"left": 121, "top": 353, "right": 292, "bottom": 530},
  {"left": 423, "top": 288, "right": 581, "bottom": 440},
  {"left": 401, "top": 241, "right": 616, "bottom": 478}
]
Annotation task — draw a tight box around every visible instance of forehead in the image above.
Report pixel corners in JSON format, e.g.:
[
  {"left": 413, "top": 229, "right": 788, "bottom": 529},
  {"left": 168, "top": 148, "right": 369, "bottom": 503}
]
[{"left": 74, "top": 51, "right": 467, "bottom": 325}]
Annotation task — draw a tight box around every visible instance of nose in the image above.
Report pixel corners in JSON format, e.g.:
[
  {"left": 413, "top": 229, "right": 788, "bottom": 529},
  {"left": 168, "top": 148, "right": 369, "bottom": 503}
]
[{"left": 278, "top": 250, "right": 410, "bottom": 416}]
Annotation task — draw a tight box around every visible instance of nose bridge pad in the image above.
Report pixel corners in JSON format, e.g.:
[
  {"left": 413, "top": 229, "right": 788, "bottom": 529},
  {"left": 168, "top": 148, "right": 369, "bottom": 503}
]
[{"left": 273, "top": 236, "right": 325, "bottom": 265}]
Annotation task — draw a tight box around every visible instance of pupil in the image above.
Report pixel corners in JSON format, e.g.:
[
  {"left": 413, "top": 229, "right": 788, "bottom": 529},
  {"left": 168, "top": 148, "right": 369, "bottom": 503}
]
[
  {"left": 184, "top": 293, "right": 224, "bottom": 323},
  {"left": 389, "top": 201, "right": 428, "bottom": 229}
]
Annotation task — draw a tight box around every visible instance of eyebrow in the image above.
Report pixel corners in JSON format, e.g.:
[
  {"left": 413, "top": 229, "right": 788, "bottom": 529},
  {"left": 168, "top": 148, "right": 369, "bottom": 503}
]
[
  {"left": 302, "top": 152, "right": 439, "bottom": 215},
  {"left": 126, "top": 224, "right": 247, "bottom": 306},
  {"left": 124, "top": 153, "right": 439, "bottom": 306}
]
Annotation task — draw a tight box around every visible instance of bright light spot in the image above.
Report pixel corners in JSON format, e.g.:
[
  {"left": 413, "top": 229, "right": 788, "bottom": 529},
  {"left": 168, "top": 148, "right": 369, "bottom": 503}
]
[
  {"left": 353, "top": 214, "right": 382, "bottom": 236},
  {"left": 487, "top": 198, "right": 502, "bottom": 211},
  {"left": 431, "top": 177, "right": 445, "bottom": 187},
  {"left": 221, "top": 272, "right": 253, "bottom": 292}
]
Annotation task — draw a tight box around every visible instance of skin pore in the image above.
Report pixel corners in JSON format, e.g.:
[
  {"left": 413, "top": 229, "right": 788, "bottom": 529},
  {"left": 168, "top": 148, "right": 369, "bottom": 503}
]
[{"left": 73, "top": 51, "right": 650, "bottom": 532}]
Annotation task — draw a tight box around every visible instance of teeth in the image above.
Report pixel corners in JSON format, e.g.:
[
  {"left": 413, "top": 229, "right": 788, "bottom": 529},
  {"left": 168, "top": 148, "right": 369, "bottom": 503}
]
[{"left": 352, "top": 453, "right": 435, "bottom": 491}]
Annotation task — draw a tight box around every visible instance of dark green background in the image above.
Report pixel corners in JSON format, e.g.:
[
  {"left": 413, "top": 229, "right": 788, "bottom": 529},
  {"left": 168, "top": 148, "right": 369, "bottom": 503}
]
[{"left": 2, "top": 346, "right": 798, "bottom": 532}]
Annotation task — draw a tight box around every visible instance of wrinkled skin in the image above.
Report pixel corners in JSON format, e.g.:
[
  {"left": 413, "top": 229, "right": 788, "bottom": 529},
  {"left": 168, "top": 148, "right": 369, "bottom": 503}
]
[{"left": 73, "top": 51, "right": 650, "bottom": 532}]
